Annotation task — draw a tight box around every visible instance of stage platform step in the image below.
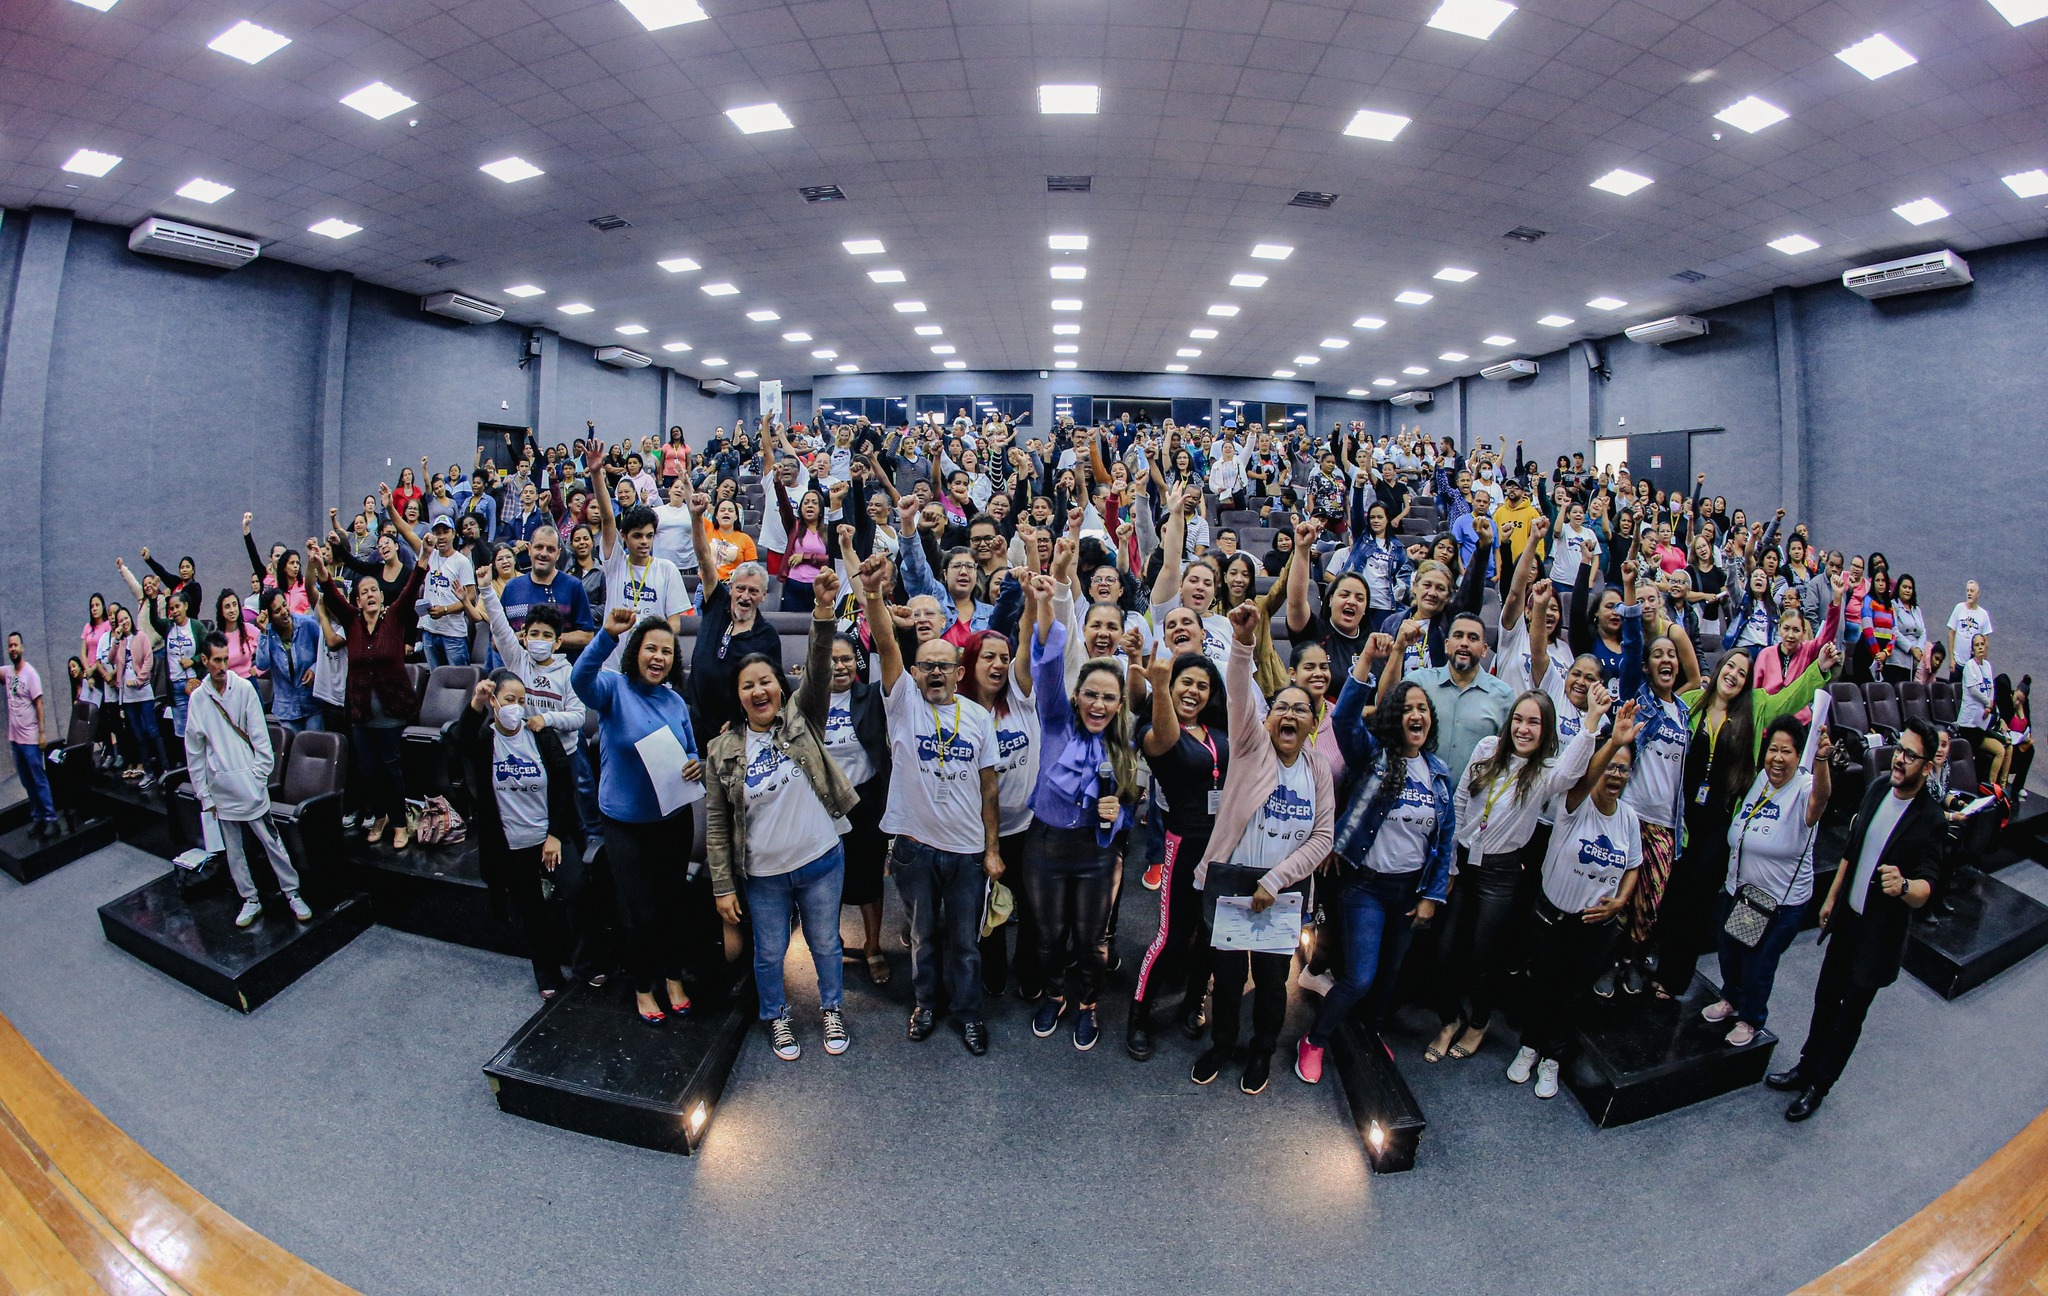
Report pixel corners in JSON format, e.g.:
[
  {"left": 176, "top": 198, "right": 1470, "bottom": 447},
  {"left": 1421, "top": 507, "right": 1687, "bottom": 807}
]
[
  {"left": 1566, "top": 972, "right": 1776, "bottom": 1128},
  {"left": 1327, "top": 1019, "right": 1425, "bottom": 1173},
  {"left": 89, "top": 775, "right": 181, "bottom": 861},
  {"left": 0, "top": 815, "right": 114, "bottom": 883},
  {"left": 98, "top": 873, "right": 373, "bottom": 1012},
  {"left": 485, "top": 977, "right": 753, "bottom": 1155},
  {"left": 342, "top": 837, "right": 525, "bottom": 957},
  {"left": 1905, "top": 866, "right": 2048, "bottom": 1000}
]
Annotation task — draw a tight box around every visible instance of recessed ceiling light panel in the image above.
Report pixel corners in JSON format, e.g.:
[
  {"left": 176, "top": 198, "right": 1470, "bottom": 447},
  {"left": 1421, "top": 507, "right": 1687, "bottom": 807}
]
[
  {"left": 1768, "top": 234, "right": 1820, "bottom": 254},
  {"left": 479, "top": 156, "right": 544, "bottom": 183},
  {"left": 914, "top": 325, "right": 943, "bottom": 336},
  {"left": 1586, "top": 296, "right": 1627, "bottom": 310},
  {"left": 2000, "top": 168, "right": 2048, "bottom": 198},
  {"left": 1538, "top": 314, "right": 1573, "bottom": 327},
  {"left": 746, "top": 309, "right": 779, "bottom": 321},
  {"left": 1048, "top": 234, "right": 1089, "bottom": 250},
  {"left": 782, "top": 331, "right": 811, "bottom": 342},
  {"left": 1482, "top": 334, "right": 1516, "bottom": 346},
  {"left": 61, "top": 148, "right": 121, "bottom": 177},
  {"left": 842, "top": 239, "right": 884, "bottom": 255},
  {"left": 657, "top": 257, "right": 699, "bottom": 272},
  {"left": 1395, "top": 290, "right": 1433, "bottom": 305},
  {"left": 307, "top": 217, "right": 361, "bottom": 239},
  {"left": 1353, "top": 316, "right": 1386, "bottom": 330},
  {"left": 1050, "top": 298, "right": 1083, "bottom": 311},
  {"left": 701, "top": 282, "right": 740, "bottom": 296},
  {"left": 341, "top": 82, "right": 416, "bottom": 120},
  {"left": 1439, "top": 351, "right": 1468, "bottom": 361},
  {"left": 1207, "top": 304, "right": 1240, "bottom": 316},
  {"left": 1177, "top": 348, "right": 1202, "bottom": 358},
  {"left": 1403, "top": 365, "right": 1430, "bottom": 375},
  {"left": 176, "top": 177, "right": 234, "bottom": 203},
  {"left": 1343, "top": 109, "right": 1411, "bottom": 141},
  {"left": 725, "top": 103, "right": 793, "bottom": 133},
  {"left": 1320, "top": 338, "right": 1349, "bottom": 349},
  {"left": 661, "top": 341, "right": 691, "bottom": 352},
  {"left": 208, "top": 20, "right": 291, "bottom": 64},
  {"left": 867, "top": 269, "right": 906, "bottom": 283},
  {"left": 617, "top": 0, "right": 708, "bottom": 32},
  {"left": 1229, "top": 273, "right": 1268, "bottom": 288},
  {"left": 1250, "top": 243, "right": 1294, "bottom": 260},
  {"left": 1590, "top": 168, "right": 1653, "bottom": 196},
  {"left": 1433, "top": 267, "right": 1477, "bottom": 282},
  {"left": 558, "top": 303, "right": 594, "bottom": 315},
  {"left": 894, "top": 301, "right": 926, "bottom": 313},
  {"left": 1714, "top": 96, "right": 1789, "bottom": 134},
  {"left": 504, "top": 284, "right": 545, "bottom": 298},
  {"left": 1893, "top": 197, "right": 1948, "bottom": 224},
  {"left": 1272, "top": 369, "right": 1296, "bottom": 378},
  {"left": 1038, "top": 84, "right": 1100, "bottom": 114},
  {"left": 1836, "top": 33, "right": 1917, "bottom": 80},
  {"left": 616, "top": 324, "right": 648, "bottom": 335},
  {"left": 1052, "top": 323, "right": 1080, "bottom": 335},
  {"left": 1426, "top": 0, "right": 1516, "bottom": 40}
]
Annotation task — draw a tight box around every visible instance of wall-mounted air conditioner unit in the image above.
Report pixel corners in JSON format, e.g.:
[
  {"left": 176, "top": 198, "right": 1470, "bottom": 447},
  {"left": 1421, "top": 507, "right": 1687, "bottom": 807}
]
[
  {"left": 1480, "top": 359, "right": 1539, "bottom": 381},
  {"left": 699, "top": 377, "right": 742, "bottom": 395},
  {"left": 1842, "top": 249, "right": 1972, "bottom": 300},
  {"left": 1623, "top": 315, "right": 1710, "bottom": 345},
  {"left": 127, "top": 217, "right": 260, "bottom": 269},
  {"left": 1389, "top": 390, "right": 1432, "bottom": 407},
  {"left": 594, "top": 346, "right": 652, "bottom": 369},
  {"left": 420, "top": 291, "right": 504, "bottom": 324}
]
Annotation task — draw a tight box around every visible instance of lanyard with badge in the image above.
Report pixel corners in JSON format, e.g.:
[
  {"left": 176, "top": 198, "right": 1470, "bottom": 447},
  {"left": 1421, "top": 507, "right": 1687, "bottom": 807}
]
[
  {"left": 930, "top": 699, "right": 962, "bottom": 770},
  {"left": 1477, "top": 768, "right": 1515, "bottom": 838},
  {"left": 1190, "top": 724, "right": 1221, "bottom": 815}
]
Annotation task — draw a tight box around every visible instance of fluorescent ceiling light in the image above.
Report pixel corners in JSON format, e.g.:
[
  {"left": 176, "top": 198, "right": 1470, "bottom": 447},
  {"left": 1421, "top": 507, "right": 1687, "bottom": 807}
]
[
  {"left": 1426, "top": 0, "right": 1516, "bottom": 40},
  {"left": 893, "top": 301, "right": 926, "bottom": 313},
  {"left": 836, "top": 364, "right": 859, "bottom": 372},
  {"left": 1230, "top": 273, "right": 1268, "bottom": 288},
  {"left": 661, "top": 341, "right": 692, "bottom": 353},
  {"left": 914, "top": 325, "right": 943, "bottom": 336},
  {"left": 1836, "top": 33, "right": 1916, "bottom": 80},
  {"left": 746, "top": 309, "right": 779, "bottom": 321},
  {"left": 781, "top": 332, "right": 811, "bottom": 342},
  {"left": 1050, "top": 298, "right": 1083, "bottom": 311},
  {"left": 1164, "top": 364, "right": 1189, "bottom": 373},
  {"left": 1038, "top": 84, "right": 1100, "bottom": 114},
  {"left": 504, "top": 284, "right": 544, "bottom": 298},
  {"left": 61, "top": 148, "right": 121, "bottom": 177},
  {"left": 1343, "top": 109, "right": 1411, "bottom": 141},
  {"left": 208, "top": 20, "right": 290, "bottom": 64},
  {"left": 617, "top": 0, "right": 708, "bottom": 32},
  {"left": 69, "top": 0, "right": 120, "bottom": 10},
  {"left": 1403, "top": 365, "right": 1430, "bottom": 375},
  {"left": 1052, "top": 323, "right": 1081, "bottom": 335},
  {"left": 1250, "top": 243, "right": 1294, "bottom": 260},
  {"left": 701, "top": 282, "right": 740, "bottom": 296},
  {"left": 616, "top": 324, "right": 648, "bottom": 335},
  {"left": 842, "top": 239, "right": 884, "bottom": 255},
  {"left": 1714, "top": 96, "right": 1789, "bottom": 134},
  {"left": 176, "top": 178, "right": 234, "bottom": 203},
  {"left": 931, "top": 345, "right": 956, "bottom": 355},
  {"left": 1986, "top": 0, "right": 2048, "bottom": 25},
  {"left": 1190, "top": 328, "right": 1218, "bottom": 339},
  {"left": 1436, "top": 352, "right": 1467, "bottom": 363},
  {"left": 734, "top": 370, "right": 757, "bottom": 378},
  {"left": 1050, "top": 265, "right": 1086, "bottom": 280},
  {"left": 811, "top": 349, "right": 837, "bottom": 358},
  {"left": 1373, "top": 378, "right": 1397, "bottom": 387},
  {"left": 1049, "top": 234, "right": 1089, "bottom": 250},
  {"left": 1176, "top": 348, "right": 1202, "bottom": 358},
  {"left": 1054, "top": 345, "right": 1079, "bottom": 354},
  {"left": 703, "top": 357, "right": 727, "bottom": 366},
  {"left": 1768, "top": 234, "right": 1820, "bottom": 254},
  {"left": 1395, "top": 290, "right": 1433, "bottom": 305},
  {"left": 1433, "top": 267, "right": 1477, "bottom": 282},
  {"left": 1590, "top": 168, "right": 1653, "bottom": 196},
  {"left": 1482, "top": 334, "right": 1515, "bottom": 346},
  {"left": 558, "top": 303, "right": 595, "bottom": 315},
  {"left": 943, "top": 361, "right": 968, "bottom": 370},
  {"left": 1293, "top": 355, "right": 1321, "bottom": 365},
  {"left": 1207, "top": 304, "right": 1240, "bottom": 316},
  {"left": 2000, "top": 168, "right": 2048, "bottom": 198},
  {"left": 725, "top": 103, "right": 793, "bottom": 133},
  {"left": 307, "top": 217, "right": 361, "bottom": 239},
  {"left": 1586, "top": 296, "right": 1627, "bottom": 310},
  {"left": 867, "top": 269, "right": 906, "bottom": 283},
  {"left": 1054, "top": 360, "right": 1078, "bottom": 369},
  {"left": 657, "top": 257, "right": 700, "bottom": 272},
  {"left": 1538, "top": 314, "right": 1573, "bottom": 327},
  {"left": 1320, "top": 338, "right": 1349, "bottom": 349},
  {"left": 1893, "top": 197, "right": 1948, "bottom": 225},
  {"left": 1353, "top": 316, "right": 1386, "bottom": 329},
  {"left": 1272, "top": 370, "right": 1297, "bottom": 379},
  {"left": 341, "top": 82, "right": 415, "bottom": 120},
  {"left": 479, "top": 156, "right": 543, "bottom": 183}
]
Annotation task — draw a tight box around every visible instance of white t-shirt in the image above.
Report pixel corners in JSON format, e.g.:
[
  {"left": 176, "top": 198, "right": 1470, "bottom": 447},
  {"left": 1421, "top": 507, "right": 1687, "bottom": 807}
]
[
  {"left": 1541, "top": 794, "right": 1642, "bottom": 913},
  {"left": 1947, "top": 601, "right": 1993, "bottom": 646},
  {"left": 599, "top": 545, "right": 691, "bottom": 671},
  {"left": 1623, "top": 695, "right": 1688, "bottom": 828},
  {"left": 1726, "top": 770, "right": 1817, "bottom": 907},
  {"left": 490, "top": 725, "right": 550, "bottom": 850},
  {"left": 1549, "top": 524, "right": 1599, "bottom": 586},
  {"left": 1152, "top": 592, "right": 1232, "bottom": 670},
  {"left": 1495, "top": 621, "right": 1563, "bottom": 695},
  {"left": 163, "top": 620, "right": 198, "bottom": 686},
  {"left": 990, "top": 676, "right": 1040, "bottom": 837},
  {"left": 1847, "top": 789, "right": 1913, "bottom": 915},
  {"left": 1225, "top": 752, "right": 1316, "bottom": 877},
  {"left": 879, "top": 674, "right": 998, "bottom": 856},
  {"left": 312, "top": 632, "right": 347, "bottom": 707},
  {"left": 1364, "top": 755, "right": 1438, "bottom": 874},
  {"left": 423, "top": 550, "right": 475, "bottom": 638},
  {"left": 758, "top": 466, "right": 812, "bottom": 556},
  {"left": 652, "top": 503, "right": 697, "bottom": 572},
  {"left": 824, "top": 690, "right": 875, "bottom": 787},
  {"left": 1959, "top": 659, "right": 1995, "bottom": 729},
  {"left": 742, "top": 729, "right": 841, "bottom": 877},
  {"left": 1734, "top": 598, "right": 1776, "bottom": 649}
]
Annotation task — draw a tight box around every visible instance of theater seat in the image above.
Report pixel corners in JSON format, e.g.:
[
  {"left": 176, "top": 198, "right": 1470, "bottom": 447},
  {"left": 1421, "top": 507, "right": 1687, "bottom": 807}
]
[
  {"left": 1864, "top": 681, "right": 1897, "bottom": 707},
  {"left": 1829, "top": 682, "right": 1863, "bottom": 707},
  {"left": 1931, "top": 698, "right": 1959, "bottom": 726},
  {"left": 1899, "top": 680, "right": 1929, "bottom": 705},
  {"left": 402, "top": 665, "right": 480, "bottom": 797},
  {"left": 1901, "top": 696, "right": 1932, "bottom": 726},
  {"left": 1931, "top": 680, "right": 1956, "bottom": 702},
  {"left": 268, "top": 730, "right": 348, "bottom": 885},
  {"left": 252, "top": 675, "right": 274, "bottom": 714},
  {"left": 265, "top": 723, "right": 293, "bottom": 796},
  {"left": 1868, "top": 695, "right": 1903, "bottom": 742},
  {"left": 43, "top": 702, "right": 99, "bottom": 822}
]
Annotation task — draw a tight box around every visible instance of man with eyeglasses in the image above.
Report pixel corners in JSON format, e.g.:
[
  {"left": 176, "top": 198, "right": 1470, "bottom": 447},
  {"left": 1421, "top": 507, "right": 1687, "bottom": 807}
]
[
  {"left": 858, "top": 555, "right": 1003, "bottom": 1055},
  {"left": 1767, "top": 716, "right": 1946, "bottom": 1121}
]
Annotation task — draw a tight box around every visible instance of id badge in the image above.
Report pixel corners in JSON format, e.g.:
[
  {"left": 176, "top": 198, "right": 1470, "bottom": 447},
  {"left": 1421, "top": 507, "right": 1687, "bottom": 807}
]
[
  {"left": 1207, "top": 789, "right": 1221, "bottom": 815},
  {"left": 1695, "top": 783, "right": 1711, "bottom": 805}
]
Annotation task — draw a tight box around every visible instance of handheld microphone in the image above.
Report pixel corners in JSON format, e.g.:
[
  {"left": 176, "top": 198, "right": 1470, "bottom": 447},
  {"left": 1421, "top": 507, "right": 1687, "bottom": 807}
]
[{"left": 1097, "top": 759, "right": 1117, "bottom": 825}]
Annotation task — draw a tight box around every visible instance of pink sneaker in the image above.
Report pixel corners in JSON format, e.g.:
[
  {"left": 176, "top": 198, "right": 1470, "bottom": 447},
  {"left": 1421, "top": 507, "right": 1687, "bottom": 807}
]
[{"left": 1294, "top": 1037, "right": 1325, "bottom": 1085}]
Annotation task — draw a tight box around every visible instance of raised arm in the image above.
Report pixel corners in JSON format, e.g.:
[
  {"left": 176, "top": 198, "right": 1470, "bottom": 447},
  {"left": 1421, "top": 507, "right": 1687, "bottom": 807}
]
[
  {"left": 1452, "top": 515, "right": 1494, "bottom": 614},
  {"left": 1150, "top": 484, "right": 1189, "bottom": 606},
  {"left": 1566, "top": 701, "right": 1639, "bottom": 813},
  {"left": 857, "top": 552, "right": 903, "bottom": 692},
  {"left": 383, "top": 484, "right": 423, "bottom": 556},
  {"left": 1284, "top": 518, "right": 1318, "bottom": 635},
  {"left": 792, "top": 571, "right": 840, "bottom": 731},
  {"left": 1501, "top": 514, "right": 1547, "bottom": 631}
]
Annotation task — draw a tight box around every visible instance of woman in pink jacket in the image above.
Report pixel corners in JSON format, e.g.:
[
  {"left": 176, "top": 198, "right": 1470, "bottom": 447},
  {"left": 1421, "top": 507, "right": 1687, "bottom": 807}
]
[{"left": 1187, "top": 603, "right": 1335, "bottom": 1096}]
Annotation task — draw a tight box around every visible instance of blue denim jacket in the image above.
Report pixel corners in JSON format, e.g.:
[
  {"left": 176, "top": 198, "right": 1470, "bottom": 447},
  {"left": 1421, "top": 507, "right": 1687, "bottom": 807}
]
[{"left": 1330, "top": 675, "right": 1458, "bottom": 903}]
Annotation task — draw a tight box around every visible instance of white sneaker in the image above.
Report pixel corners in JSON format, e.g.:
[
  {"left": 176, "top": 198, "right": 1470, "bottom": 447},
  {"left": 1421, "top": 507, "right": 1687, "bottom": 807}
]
[
  {"left": 768, "top": 1013, "right": 801, "bottom": 1061},
  {"left": 1506, "top": 1046, "right": 1539, "bottom": 1085},
  {"left": 287, "top": 893, "right": 313, "bottom": 922},
  {"left": 1534, "top": 1058, "right": 1560, "bottom": 1099},
  {"left": 234, "top": 899, "right": 263, "bottom": 928},
  {"left": 1296, "top": 969, "right": 1335, "bottom": 997},
  {"left": 1701, "top": 999, "right": 1735, "bottom": 1023}
]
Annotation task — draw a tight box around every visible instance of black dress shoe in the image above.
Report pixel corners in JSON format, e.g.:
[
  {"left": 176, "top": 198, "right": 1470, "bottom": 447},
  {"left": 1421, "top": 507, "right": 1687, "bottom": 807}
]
[
  {"left": 1179, "top": 997, "right": 1208, "bottom": 1040},
  {"left": 959, "top": 1017, "right": 990, "bottom": 1056},
  {"left": 1126, "top": 1000, "right": 1155, "bottom": 1061},
  {"left": 1785, "top": 1086, "right": 1826, "bottom": 1122},
  {"left": 907, "top": 1007, "right": 936, "bottom": 1041},
  {"left": 1764, "top": 1066, "right": 1807, "bottom": 1092}
]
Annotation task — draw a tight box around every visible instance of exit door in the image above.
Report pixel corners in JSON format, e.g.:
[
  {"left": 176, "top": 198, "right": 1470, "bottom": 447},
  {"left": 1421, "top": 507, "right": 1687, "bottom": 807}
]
[
  {"left": 1626, "top": 431, "right": 1692, "bottom": 505},
  {"left": 477, "top": 422, "right": 530, "bottom": 474}
]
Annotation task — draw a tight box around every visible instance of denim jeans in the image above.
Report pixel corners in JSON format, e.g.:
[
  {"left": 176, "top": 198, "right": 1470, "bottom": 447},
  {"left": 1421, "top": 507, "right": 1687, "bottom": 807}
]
[
  {"left": 891, "top": 837, "right": 987, "bottom": 1020},
  {"left": 422, "top": 631, "right": 471, "bottom": 668},
  {"left": 12, "top": 742, "right": 55, "bottom": 822},
  {"left": 1309, "top": 867, "right": 1423, "bottom": 1047},
  {"left": 1712, "top": 888, "right": 1806, "bottom": 1028},
  {"left": 122, "top": 700, "right": 167, "bottom": 778},
  {"left": 743, "top": 844, "right": 847, "bottom": 1020},
  {"left": 569, "top": 744, "right": 601, "bottom": 841},
  {"left": 168, "top": 683, "right": 190, "bottom": 738},
  {"left": 275, "top": 714, "right": 310, "bottom": 734}
]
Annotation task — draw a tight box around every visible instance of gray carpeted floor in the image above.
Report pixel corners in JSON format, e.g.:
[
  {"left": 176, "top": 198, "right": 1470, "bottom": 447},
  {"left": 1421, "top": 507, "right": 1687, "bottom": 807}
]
[{"left": 2, "top": 838, "right": 2044, "bottom": 1296}]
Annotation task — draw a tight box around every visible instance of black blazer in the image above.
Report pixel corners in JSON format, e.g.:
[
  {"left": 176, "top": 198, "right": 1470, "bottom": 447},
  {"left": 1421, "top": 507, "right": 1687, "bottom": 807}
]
[
  {"left": 1828, "top": 778, "right": 1945, "bottom": 988},
  {"left": 454, "top": 707, "right": 584, "bottom": 904}
]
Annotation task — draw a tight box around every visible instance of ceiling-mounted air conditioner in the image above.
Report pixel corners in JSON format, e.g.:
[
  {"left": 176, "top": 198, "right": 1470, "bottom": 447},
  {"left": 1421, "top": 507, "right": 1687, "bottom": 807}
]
[
  {"left": 594, "top": 345, "right": 652, "bottom": 369},
  {"left": 1842, "top": 249, "right": 1971, "bottom": 300},
  {"left": 1480, "top": 359, "right": 1539, "bottom": 381},
  {"left": 1389, "top": 390, "right": 1432, "bottom": 407},
  {"left": 1623, "top": 315, "right": 1710, "bottom": 345},
  {"left": 127, "top": 216, "right": 260, "bottom": 269},
  {"left": 420, "top": 290, "right": 504, "bottom": 324},
  {"left": 699, "top": 377, "right": 742, "bottom": 395}
]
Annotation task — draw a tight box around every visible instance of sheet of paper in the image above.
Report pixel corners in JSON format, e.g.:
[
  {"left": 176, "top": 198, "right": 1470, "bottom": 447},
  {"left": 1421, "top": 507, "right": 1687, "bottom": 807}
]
[
  {"left": 633, "top": 725, "right": 703, "bottom": 817},
  {"left": 1211, "top": 892, "right": 1304, "bottom": 954},
  {"left": 1801, "top": 690, "right": 1834, "bottom": 772}
]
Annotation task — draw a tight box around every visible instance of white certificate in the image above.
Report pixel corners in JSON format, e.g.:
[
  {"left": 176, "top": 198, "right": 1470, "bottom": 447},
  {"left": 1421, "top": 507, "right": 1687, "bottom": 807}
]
[
  {"left": 633, "top": 725, "right": 704, "bottom": 817},
  {"left": 1211, "top": 892, "right": 1304, "bottom": 954}
]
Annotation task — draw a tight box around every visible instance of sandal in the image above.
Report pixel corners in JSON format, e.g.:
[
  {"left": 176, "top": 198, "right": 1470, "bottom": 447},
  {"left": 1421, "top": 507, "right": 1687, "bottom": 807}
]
[
  {"left": 1449, "top": 1023, "right": 1488, "bottom": 1060},
  {"left": 364, "top": 816, "right": 388, "bottom": 845},
  {"left": 390, "top": 826, "right": 411, "bottom": 850},
  {"left": 866, "top": 951, "right": 891, "bottom": 985},
  {"left": 1423, "top": 1022, "right": 1458, "bottom": 1064}
]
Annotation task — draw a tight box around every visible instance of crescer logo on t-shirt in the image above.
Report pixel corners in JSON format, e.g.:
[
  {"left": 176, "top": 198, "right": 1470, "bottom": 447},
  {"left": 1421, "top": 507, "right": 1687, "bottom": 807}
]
[
  {"left": 1741, "top": 798, "right": 1785, "bottom": 829},
  {"left": 1577, "top": 832, "right": 1627, "bottom": 874},
  {"left": 916, "top": 728, "right": 979, "bottom": 780},
  {"left": 745, "top": 742, "right": 798, "bottom": 794},
  {"left": 493, "top": 750, "right": 543, "bottom": 788},
  {"left": 1259, "top": 784, "right": 1313, "bottom": 841},
  {"left": 1388, "top": 777, "right": 1435, "bottom": 830},
  {"left": 996, "top": 725, "right": 1032, "bottom": 772}
]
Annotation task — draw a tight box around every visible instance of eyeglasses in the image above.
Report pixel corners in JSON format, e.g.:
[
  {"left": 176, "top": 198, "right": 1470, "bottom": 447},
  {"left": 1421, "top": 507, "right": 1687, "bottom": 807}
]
[
  {"left": 912, "top": 661, "right": 957, "bottom": 675},
  {"left": 1270, "top": 702, "right": 1315, "bottom": 717},
  {"left": 1894, "top": 748, "right": 1929, "bottom": 765}
]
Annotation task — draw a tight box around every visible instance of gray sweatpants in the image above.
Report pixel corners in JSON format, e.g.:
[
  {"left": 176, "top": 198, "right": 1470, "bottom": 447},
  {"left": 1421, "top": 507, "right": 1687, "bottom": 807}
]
[{"left": 222, "top": 814, "right": 300, "bottom": 901}]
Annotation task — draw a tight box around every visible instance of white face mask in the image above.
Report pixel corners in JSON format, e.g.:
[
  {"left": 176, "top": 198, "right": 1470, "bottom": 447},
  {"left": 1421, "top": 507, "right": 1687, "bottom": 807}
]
[
  {"left": 495, "top": 703, "right": 526, "bottom": 731},
  {"left": 524, "top": 637, "right": 555, "bottom": 662}
]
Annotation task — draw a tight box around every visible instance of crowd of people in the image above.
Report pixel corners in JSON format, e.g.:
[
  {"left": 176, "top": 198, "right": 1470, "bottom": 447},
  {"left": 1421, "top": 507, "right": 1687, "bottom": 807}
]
[{"left": 16, "top": 410, "right": 2032, "bottom": 1121}]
